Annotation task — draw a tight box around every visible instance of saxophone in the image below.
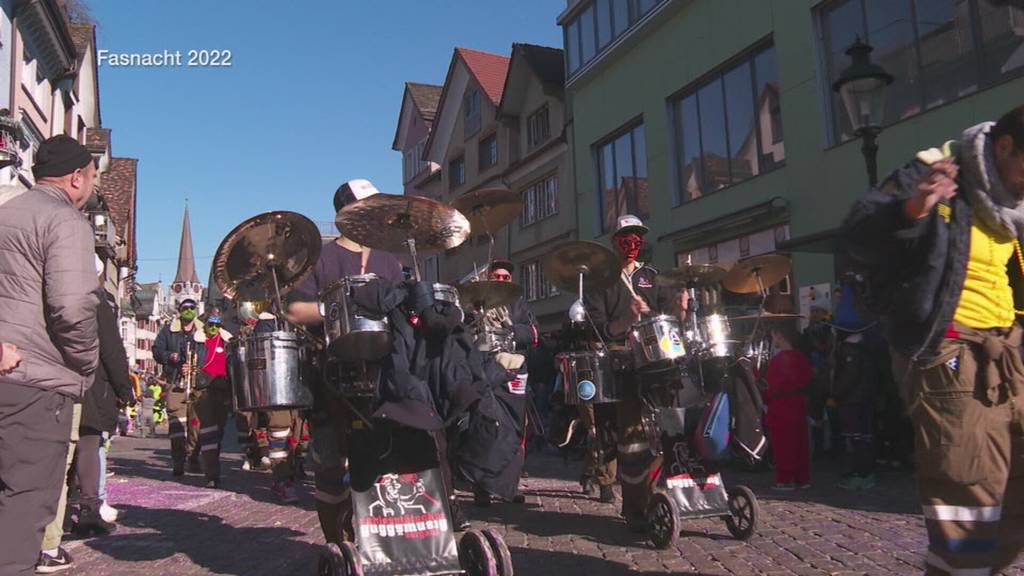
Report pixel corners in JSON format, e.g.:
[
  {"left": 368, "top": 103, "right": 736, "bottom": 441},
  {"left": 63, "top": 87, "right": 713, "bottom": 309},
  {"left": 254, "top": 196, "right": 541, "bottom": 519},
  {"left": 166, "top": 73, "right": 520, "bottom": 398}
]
[{"left": 183, "top": 340, "right": 198, "bottom": 402}]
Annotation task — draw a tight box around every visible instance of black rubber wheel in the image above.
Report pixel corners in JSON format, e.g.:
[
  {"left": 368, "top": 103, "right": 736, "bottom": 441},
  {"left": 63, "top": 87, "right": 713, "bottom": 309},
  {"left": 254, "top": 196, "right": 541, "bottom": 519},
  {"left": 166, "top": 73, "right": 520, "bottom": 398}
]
[
  {"left": 646, "top": 491, "right": 680, "bottom": 550},
  {"left": 458, "top": 529, "right": 498, "bottom": 576},
  {"left": 338, "top": 542, "right": 363, "bottom": 576},
  {"left": 725, "top": 485, "right": 759, "bottom": 541},
  {"left": 481, "top": 528, "right": 514, "bottom": 576},
  {"left": 317, "top": 543, "right": 344, "bottom": 576}
]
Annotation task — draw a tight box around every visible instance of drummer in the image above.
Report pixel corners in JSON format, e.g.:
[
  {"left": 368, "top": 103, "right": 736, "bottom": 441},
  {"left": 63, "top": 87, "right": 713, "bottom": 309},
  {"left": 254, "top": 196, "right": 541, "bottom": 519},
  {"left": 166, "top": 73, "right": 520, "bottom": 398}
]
[
  {"left": 285, "top": 179, "right": 403, "bottom": 546},
  {"left": 467, "top": 260, "right": 538, "bottom": 506},
  {"left": 587, "top": 214, "right": 685, "bottom": 532}
]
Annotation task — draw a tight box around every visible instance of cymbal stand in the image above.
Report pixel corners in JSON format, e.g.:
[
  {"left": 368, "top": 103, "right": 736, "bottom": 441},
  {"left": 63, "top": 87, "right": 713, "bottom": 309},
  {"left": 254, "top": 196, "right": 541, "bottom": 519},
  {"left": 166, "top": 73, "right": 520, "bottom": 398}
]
[
  {"left": 748, "top": 267, "right": 770, "bottom": 371},
  {"left": 405, "top": 237, "right": 422, "bottom": 282},
  {"left": 570, "top": 268, "right": 607, "bottom": 351}
]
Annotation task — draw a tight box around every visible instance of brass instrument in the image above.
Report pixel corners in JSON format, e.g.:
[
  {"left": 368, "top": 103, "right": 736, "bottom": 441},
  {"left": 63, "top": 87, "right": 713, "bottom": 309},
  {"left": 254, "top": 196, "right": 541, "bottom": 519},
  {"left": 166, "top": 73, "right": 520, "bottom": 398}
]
[{"left": 182, "top": 339, "right": 198, "bottom": 402}]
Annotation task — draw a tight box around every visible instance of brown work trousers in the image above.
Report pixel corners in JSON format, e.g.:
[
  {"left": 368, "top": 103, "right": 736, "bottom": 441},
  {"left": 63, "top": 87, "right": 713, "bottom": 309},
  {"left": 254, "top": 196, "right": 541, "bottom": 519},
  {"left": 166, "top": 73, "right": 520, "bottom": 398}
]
[
  {"left": 893, "top": 325, "right": 1024, "bottom": 575},
  {"left": 166, "top": 389, "right": 197, "bottom": 473},
  {"left": 311, "top": 396, "right": 358, "bottom": 545},
  {"left": 168, "top": 384, "right": 229, "bottom": 481},
  {"left": 616, "top": 395, "right": 664, "bottom": 523},
  {"left": 579, "top": 403, "right": 617, "bottom": 486}
]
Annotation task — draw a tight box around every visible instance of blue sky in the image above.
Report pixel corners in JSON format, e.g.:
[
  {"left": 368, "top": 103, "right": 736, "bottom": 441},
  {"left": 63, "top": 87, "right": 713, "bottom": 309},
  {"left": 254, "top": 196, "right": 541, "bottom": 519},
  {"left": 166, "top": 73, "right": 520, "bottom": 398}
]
[{"left": 88, "top": 1, "right": 563, "bottom": 286}]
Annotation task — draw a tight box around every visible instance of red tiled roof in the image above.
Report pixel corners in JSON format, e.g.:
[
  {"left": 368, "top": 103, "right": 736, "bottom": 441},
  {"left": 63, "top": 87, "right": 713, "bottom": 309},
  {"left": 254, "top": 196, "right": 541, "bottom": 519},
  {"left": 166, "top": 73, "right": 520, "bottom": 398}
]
[
  {"left": 456, "top": 47, "right": 510, "bottom": 105},
  {"left": 86, "top": 127, "right": 109, "bottom": 153},
  {"left": 69, "top": 23, "right": 93, "bottom": 65},
  {"left": 102, "top": 157, "right": 138, "bottom": 267}
]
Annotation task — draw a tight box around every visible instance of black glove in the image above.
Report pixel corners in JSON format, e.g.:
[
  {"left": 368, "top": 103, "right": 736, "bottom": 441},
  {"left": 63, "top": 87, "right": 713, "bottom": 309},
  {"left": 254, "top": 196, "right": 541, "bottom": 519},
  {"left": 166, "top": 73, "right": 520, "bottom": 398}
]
[{"left": 405, "top": 281, "right": 435, "bottom": 315}]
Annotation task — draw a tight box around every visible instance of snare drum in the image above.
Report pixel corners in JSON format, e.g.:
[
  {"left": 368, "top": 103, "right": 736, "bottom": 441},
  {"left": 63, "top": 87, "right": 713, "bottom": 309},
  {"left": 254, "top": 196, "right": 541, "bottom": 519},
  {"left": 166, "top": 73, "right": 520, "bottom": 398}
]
[
  {"left": 432, "top": 283, "right": 460, "bottom": 306},
  {"left": 320, "top": 274, "right": 391, "bottom": 362},
  {"left": 557, "top": 350, "right": 620, "bottom": 405},
  {"left": 700, "top": 313, "right": 739, "bottom": 359},
  {"left": 629, "top": 315, "right": 687, "bottom": 371},
  {"left": 232, "top": 331, "right": 313, "bottom": 411}
]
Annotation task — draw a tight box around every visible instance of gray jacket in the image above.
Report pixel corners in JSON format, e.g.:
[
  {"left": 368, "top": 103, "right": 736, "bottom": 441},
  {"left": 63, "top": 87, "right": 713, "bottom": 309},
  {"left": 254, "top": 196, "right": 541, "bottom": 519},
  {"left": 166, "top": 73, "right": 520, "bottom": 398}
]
[{"left": 0, "top": 183, "right": 99, "bottom": 398}]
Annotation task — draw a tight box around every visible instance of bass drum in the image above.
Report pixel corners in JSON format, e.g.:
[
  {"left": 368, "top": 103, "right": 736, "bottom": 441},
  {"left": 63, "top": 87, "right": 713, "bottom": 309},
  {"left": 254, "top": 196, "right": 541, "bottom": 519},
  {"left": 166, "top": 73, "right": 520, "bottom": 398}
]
[
  {"left": 557, "top": 350, "right": 620, "bottom": 405},
  {"left": 233, "top": 331, "right": 313, "bottom": 411},
  {"left": 320, "top": 274, "right": 391, "bottom": 362}
]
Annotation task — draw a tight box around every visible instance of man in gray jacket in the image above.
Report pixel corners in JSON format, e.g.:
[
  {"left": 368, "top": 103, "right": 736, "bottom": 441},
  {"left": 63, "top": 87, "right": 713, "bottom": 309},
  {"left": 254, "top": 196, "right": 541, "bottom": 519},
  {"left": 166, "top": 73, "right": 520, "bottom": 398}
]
[{"left": 0, "top": 135, "right": 99, "bottom": 575}]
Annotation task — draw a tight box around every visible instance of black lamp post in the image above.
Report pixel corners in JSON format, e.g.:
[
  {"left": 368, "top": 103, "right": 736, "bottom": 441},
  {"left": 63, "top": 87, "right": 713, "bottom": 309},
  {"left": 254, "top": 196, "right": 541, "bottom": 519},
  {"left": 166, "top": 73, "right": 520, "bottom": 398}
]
[{"left": 832, "top": 38, "right": 893, "bottom": 188}]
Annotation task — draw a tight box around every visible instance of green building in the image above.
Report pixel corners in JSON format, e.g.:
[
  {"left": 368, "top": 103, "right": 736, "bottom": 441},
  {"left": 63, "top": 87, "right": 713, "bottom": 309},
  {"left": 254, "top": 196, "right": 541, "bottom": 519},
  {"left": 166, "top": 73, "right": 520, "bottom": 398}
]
[{"left": 560, "top": 0, "right": 1024, "bottom": 310}]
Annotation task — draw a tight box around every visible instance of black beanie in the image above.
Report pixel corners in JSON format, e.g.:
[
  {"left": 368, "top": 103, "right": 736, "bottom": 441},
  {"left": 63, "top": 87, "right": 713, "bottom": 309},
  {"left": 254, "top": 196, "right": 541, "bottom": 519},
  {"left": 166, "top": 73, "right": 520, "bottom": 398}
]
[{"left": 32, "top": 135, "right": 93, "bottom": 179}]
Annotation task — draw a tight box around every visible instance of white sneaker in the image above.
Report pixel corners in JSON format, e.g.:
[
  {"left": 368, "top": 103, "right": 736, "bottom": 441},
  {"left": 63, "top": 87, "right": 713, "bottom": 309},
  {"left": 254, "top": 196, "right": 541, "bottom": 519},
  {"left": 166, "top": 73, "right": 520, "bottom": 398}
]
[
  {"left": 99, "top": 503, "right": 119, "bottom": 523},
  {"left": 260, "top": 456, "right": 272, "bottom": 468},
  {"left": 241, "top": 459, "right": 252, "bottom": 471}
]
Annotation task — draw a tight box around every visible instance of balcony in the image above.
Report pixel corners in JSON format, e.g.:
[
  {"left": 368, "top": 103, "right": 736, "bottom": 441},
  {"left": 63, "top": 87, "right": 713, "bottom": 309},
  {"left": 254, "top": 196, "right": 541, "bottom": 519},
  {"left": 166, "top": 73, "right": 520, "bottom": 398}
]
[{"left": 89, "top": 209, "right": 117, "bottom": 257}]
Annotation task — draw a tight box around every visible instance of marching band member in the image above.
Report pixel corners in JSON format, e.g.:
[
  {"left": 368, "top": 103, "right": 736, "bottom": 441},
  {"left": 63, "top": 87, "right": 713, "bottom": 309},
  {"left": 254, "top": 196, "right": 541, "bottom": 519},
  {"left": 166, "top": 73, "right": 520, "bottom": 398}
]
[
  {"left": 286, "top": 179, "right": 403, "bottom": 545},
  {"left": 587, "top": 215, "right": 681, "bottom": 532},
  {"left": 153, "top": 298, "right": 204, "bottom": 477}
]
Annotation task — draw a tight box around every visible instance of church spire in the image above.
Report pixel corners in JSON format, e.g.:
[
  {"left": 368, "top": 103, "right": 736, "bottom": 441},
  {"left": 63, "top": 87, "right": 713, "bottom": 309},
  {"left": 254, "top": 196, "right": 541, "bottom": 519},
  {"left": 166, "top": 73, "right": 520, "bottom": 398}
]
[{"left": 174, "top": 206, "right": 199, "bottom": 285}]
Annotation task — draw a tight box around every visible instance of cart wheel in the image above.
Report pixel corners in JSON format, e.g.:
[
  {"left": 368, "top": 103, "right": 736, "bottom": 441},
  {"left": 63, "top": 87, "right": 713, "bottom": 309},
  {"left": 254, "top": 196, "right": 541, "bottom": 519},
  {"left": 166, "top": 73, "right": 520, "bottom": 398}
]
[
  {"left": 317, "top": 544, "right": 344, "bottom": 576},
  {"left": 647, "top": 491, "right": 680, "bottom": 550},
  {"left": 725, "top": 485, "right": 759, "bottom": 541},
  {"left": 481, "top": 528, "right": 514, "bottom": 576},
  {"left": 338, "top": 542, "right": 362, "bottom": 576},
  {"left": 458, "top": 530, "right": 498, "bottom": 576}
]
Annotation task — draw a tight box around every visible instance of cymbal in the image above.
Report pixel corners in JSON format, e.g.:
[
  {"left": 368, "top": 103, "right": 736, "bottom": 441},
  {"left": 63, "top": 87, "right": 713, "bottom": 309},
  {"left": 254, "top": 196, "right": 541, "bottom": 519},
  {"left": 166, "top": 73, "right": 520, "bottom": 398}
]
[
  {"left": 457, "top": 280, "right": 522, "bottom": 309},
  {"left": 212, "top": 211, "right": 322, "bottom": 301},
  {"left": 730, "top": 312, "right": 805, "bottom": 322},
  {"left": 543, "top": 241, "right": 620, "bottom": 293},
  {"left": 336, "top": 194, "right": 470, "bottom": 255},
  {"left": 722, "top": 254, "right": 792, "bottom": 294},
  {"left": 655, "top": 264, "right": 727, "bottom": 288},
  {"left": 452, "top": 187, "right": 523, "bottom": 235}
]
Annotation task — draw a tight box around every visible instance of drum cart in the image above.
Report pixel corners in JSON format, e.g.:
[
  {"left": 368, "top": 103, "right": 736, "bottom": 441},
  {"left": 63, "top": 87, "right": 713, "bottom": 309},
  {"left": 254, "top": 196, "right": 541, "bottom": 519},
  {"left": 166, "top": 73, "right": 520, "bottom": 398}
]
[{"left": 636, "top": 365, "right": 761, "bottom": 550}]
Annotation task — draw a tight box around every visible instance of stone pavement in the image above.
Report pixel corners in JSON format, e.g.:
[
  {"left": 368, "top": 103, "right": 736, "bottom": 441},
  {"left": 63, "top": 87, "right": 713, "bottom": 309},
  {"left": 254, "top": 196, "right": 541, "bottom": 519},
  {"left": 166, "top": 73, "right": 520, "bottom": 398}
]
[{"left": 61, "top": 431, "right": 1024, "bottom": 576}]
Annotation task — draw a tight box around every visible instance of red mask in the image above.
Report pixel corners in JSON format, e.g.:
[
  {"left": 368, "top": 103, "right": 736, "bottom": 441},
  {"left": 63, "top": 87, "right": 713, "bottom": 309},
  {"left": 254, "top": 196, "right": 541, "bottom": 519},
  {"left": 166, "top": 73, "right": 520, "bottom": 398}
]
[{"left": 614, "top": 234, "right": 644, "bottom": 262}]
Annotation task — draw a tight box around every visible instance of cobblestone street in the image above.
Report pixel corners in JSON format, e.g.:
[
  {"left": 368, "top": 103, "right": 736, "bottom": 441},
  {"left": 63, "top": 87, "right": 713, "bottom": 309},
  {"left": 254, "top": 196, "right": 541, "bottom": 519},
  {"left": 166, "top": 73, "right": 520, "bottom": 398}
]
[{"left": 54, "top": 429, "right": 1024, "bottom": 575}]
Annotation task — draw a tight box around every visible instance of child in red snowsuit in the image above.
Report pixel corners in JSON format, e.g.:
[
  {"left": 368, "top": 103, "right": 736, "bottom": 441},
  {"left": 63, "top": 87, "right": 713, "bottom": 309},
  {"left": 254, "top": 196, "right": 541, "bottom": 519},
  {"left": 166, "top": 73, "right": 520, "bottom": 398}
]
[{"left": 763, "top": 326, "right": 813, "bottom": 489}]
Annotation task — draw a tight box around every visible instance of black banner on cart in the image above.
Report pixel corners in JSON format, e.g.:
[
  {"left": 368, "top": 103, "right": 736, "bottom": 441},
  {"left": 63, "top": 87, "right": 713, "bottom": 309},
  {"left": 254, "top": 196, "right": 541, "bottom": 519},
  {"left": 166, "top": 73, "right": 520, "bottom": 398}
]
[
  {"left": 353, "top": 468, "right": 460, "bottom": 576},
  {"left": 661, "top": 437, "right": 729, "bottom": 518}
]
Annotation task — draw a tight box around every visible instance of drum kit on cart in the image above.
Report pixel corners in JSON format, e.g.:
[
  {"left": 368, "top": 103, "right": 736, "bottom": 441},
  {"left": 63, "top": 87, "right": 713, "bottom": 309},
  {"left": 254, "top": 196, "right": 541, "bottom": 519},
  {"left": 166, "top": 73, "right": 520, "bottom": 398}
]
[
  {"left": 211, "top": 189, "right": 534, "bottom": 576},
  {"left": 546, "top": 242, "right": 797, "bottom": 549},
  {"left": 210, "top": 183, "right": 795, "bottom": 569}
]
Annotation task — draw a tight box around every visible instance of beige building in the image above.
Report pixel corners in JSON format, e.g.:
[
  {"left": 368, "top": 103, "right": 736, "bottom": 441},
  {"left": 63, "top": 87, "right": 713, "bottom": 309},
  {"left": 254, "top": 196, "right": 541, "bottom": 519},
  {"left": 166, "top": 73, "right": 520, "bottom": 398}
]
[{"left": 497, "top": 43, "right": 576, "bottom": 332}]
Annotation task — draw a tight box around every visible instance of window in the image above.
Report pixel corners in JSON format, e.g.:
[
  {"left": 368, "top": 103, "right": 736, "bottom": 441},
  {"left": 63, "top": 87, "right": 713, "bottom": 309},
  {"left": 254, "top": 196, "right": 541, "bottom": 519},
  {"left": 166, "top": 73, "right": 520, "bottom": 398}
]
[
  {"left": 595, "top": 123, "right": 648, "bottom": 234},
  {"left": 521, "top": 260, "right": 560, "bottom": 301},
  {"left": 402, "top": 141, "right": 429, "bottom": 183},
  {"left": 521, "top": 175, "right": 559, "bottom": 226},
  {"left": 449, "top": 156, "right": 465, "bottom": 191},
  {"left": 479, "top": 133, "right": 498, "bottom": 170},
  {"left": 527, "top": 104, "right": 551, "bottom": 149},
  {"left": 464, "top": 89, "right": 481, "bottom": 139},
  {"left": 563, "top": 0, "right": 670, "bottom": 77},
  {"left": 671, "top": 44, "right": 784, "bottom": 203},
  {"left": 820, "top": 0, "right": 1024, "bottom": 144}
]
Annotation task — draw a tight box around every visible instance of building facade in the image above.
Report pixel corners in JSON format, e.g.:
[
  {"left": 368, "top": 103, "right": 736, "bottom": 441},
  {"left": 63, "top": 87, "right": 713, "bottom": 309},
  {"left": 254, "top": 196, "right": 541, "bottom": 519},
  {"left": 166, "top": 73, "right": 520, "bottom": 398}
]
[
  {"left": 498, "top": 43, "right": 577, "bottom": 332},
  {"left": 561, "top": 0, "right": 1024, "bottom": 308}
]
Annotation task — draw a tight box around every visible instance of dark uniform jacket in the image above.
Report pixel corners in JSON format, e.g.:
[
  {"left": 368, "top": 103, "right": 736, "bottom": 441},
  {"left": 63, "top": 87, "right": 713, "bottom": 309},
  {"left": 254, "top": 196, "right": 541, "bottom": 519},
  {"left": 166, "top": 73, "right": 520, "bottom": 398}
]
[
  {"left": 588, "top": 263, "right": 676, "bottom": 342},
  {"left": 153, "top": 320, "right": 203, "bottom": 386},
  {"left": 842, "top": 138, "right": 1024, "bottom": 363}
]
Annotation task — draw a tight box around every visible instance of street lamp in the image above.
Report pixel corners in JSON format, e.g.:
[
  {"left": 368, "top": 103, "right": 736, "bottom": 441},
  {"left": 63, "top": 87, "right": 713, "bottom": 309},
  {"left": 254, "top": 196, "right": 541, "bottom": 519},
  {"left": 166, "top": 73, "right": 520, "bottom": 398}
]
[{"left": 832, "top": 38, "right": 893, "bottom": 188}]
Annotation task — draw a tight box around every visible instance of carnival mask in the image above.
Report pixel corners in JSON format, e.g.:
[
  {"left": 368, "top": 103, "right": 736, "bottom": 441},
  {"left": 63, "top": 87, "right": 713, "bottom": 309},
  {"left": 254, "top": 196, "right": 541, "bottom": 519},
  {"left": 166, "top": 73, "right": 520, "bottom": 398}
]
[{"left": 614, "top": 234, "right": 644, "bottom": 262}]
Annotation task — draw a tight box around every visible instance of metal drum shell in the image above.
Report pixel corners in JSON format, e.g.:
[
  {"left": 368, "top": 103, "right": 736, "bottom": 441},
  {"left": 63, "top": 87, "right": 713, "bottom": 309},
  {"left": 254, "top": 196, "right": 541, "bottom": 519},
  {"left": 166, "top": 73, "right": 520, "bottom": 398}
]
[
  {"left": 700, "top": 313, "right": 739, "bottom": 359},
  {"left": 320, "top": 275, "right": 391, "bottom": 362},
  {"left": 476, "top": 326, "right": 515, "bottom": 354},
  {"left": 630, "top": 315, "right": 687, "bottom": 371},
  {"left": 233, "top": 331, "right": 313, "bottom": 411},
  {"left": 557, "top": 350, "right": 620, "bottom": 405}
]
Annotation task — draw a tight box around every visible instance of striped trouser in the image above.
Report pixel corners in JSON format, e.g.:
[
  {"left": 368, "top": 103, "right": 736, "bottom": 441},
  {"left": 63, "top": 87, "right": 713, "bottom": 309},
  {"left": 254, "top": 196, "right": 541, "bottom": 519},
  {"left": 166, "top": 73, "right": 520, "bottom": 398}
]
[
  {"left": 194, "top": 385, "right": 229, "bottom": 482},
  {"left": 309, "top": 397, "right": 357, "bottom": 545},
  {"left": 266, "top": 410, "right": 297, "bottom": 483},
  {"left": 616, "top": 397, "right": 661, "bottom": 522},
  {"left": 166, "top": 390, "right": 196, "bottom": 472},
  {"left": 895, "top": 335, "right": 1024, "bottom": 575}
]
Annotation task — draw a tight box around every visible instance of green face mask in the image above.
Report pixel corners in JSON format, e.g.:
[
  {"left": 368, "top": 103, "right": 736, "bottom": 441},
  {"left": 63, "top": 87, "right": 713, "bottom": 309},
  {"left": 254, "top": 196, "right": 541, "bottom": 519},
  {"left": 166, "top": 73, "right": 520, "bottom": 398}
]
[
  {"left": 205, "top": 325, "right": 220, "bottom": 338},
  {"left": 180, "top": 309, "right": 197, "bottom": 322}
]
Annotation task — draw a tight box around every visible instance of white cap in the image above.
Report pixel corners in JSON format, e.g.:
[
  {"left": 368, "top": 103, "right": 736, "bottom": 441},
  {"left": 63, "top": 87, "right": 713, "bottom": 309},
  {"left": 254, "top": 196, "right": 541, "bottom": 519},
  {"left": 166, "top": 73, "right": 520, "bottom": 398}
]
[
  {"left": 614, "top": 214, "right": 649, "bottom": 236},
  {"left": 334, "top": 178, "right": 381, "bottom": 211}
]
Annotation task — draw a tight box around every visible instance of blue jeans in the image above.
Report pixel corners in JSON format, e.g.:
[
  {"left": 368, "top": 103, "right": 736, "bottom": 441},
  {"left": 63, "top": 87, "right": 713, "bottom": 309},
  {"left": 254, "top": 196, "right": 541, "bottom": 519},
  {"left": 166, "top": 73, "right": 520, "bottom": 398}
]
[{"left": 98, "top": 432, "right": 109, "bottom": 502}]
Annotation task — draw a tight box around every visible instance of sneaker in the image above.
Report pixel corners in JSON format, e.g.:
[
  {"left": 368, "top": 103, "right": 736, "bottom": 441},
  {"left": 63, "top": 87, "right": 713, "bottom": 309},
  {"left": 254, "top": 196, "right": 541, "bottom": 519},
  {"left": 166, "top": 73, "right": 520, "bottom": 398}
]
[
  {"left": 205, "top": 478, "right": 222, "bottom": 489},
  {"left": 451, "top": 501, "right": 471, "bottom": 532},
  {"left": 241, "top": 459, "right": 252, "bottom": 472},
  {"left": 598, "top": 484, "right": 616, "bottom": 503},
  {"left": 73, "top": 509, "right": 117, "bottom": 537},
  {"left": 36, "top": 547, "right": 73, "bottom": 574},
  {"left": 271, "top": 481, "right": 299, "bottom": 504},
  {"left": 100, "top": 503, "right": 119, "bottom": 523},
  {"left": 771, "top": 483, "right": 796, "bottom": 491},
  {"left": 260, "top": 456, "right": 272, "bottom": 469},
  {"left": 581, "top": 476, "right": 596, "bottom": 496}
]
